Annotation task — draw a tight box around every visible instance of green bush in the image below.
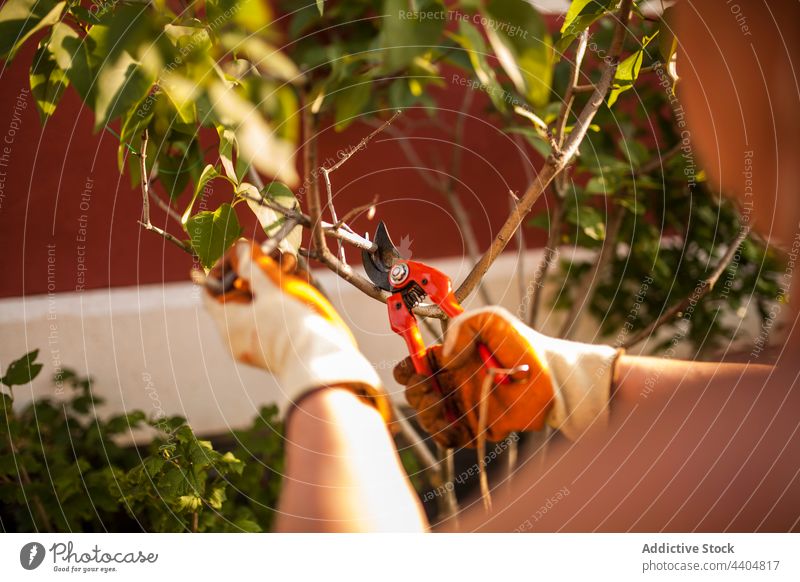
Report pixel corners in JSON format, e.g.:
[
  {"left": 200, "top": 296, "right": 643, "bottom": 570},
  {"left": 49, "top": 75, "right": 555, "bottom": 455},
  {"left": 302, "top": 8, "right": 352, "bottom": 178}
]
[{"left": 0, "top": 350, "right": 284, "bottom": 532}]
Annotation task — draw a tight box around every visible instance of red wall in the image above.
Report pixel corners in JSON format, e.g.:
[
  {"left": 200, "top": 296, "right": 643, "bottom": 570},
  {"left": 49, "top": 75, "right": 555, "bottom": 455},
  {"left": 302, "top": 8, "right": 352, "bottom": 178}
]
[{"left": 0, "top": 40, "right": 547, "bottom": 299}]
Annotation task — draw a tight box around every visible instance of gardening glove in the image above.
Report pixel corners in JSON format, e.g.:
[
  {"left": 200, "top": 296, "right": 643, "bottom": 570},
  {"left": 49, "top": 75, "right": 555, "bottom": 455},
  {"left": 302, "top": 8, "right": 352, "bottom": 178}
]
[
  {"left": 203, "top": 239, "right": 390, "bottom": 423},
  {"left": 394, "top": 306, "right": 622, "bottom": 448}
]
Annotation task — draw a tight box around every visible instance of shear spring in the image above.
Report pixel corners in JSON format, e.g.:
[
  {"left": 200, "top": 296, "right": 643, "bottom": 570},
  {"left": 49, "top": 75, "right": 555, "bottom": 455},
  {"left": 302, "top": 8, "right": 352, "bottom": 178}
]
[{"left": 401, "top": 283, "right": 426, "bottom": 311}]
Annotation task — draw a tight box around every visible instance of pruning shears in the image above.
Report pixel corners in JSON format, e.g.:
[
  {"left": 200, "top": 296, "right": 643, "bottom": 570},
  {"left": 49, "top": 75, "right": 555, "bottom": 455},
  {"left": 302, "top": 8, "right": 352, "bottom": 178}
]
[{"left": 362, "top": 222, "right": 510, "bottom": 395}]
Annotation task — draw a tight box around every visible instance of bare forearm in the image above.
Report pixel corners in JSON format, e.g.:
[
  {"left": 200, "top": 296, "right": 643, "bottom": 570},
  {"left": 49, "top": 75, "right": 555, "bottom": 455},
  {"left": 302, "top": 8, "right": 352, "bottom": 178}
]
[
  {"left": 275, "top": 387, "right": 428, "bottom": 532},
  {"left": 613, "top": 355, "right": 773, "bottom": 406}
]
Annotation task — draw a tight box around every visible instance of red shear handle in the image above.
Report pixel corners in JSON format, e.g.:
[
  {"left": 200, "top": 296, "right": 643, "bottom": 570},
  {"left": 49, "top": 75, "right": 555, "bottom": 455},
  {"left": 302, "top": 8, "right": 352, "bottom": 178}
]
[
  {"left": 387, "top": 293, "right": 431, "bottom": 376},
  {"left": 428, "top": 289, "right": 509, "bottom": 384}
]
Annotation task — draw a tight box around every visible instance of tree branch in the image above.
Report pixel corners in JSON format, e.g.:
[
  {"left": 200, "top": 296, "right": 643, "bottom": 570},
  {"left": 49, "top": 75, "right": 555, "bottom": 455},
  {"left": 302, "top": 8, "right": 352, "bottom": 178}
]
[
  {"left": 455, "top": 0, "right": 633, "bottom": 303},
  {"left": 303, "top": 95, "right": 326, "bottom": 253},
  {"left": 555, "top": 29, "right": 590, "bottom": 149},
  {"left": 325, "top": 110, "right": 402, "bottom": 174},
  {"left": 622, "top": 225, "right": 752, "bottom": 349},
  {"left": 528, "top": 190, "right": 564, "bottom": 328},
  {"left": 559, "top": 203, "right": 626, "bottom": 339},
  {"left": 138, "top": 129, "right": 195, "bottom": 255}
]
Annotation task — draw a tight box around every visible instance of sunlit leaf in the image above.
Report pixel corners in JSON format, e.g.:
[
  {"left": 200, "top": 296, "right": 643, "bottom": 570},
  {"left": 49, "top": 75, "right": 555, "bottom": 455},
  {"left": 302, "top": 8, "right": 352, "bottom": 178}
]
[
  {"left": 483, "top": 0, "right": 553, "bottom": 107},
  {"left": 607, "top": 33, "right": 658, "bottom": 107},
  {"left": 208, "top": 81, "right": 299, "bottom": 187},
  {"left": 242, "top": 182, "right": 302, "bottom": 255},
  {"left": 0, "top": 0, "right": 65, "bottom": 61},
  {"left": 448, "top": 20, "right": 506, "bottom": 112},
  {"left": 185, "top": 203, "right": 242, "bottom": 269},
  {"left": 557, "top": 0, "right": 616, "bottom": 54},
  {"left": 29, "top": 32, "right": 70, "bottom": 122}
]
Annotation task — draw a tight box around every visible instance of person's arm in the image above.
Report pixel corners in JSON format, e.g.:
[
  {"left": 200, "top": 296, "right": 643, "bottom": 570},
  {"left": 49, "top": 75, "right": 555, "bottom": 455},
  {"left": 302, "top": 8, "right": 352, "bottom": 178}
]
[
  {"left": 276, "top": 388, "right": 427, "bottom": 532},
  {"left": 612, "top": 355, "right": 773, "bottom": 406},
  {"left": 203, "top": 241, "right": 426, "bottom": 532}
]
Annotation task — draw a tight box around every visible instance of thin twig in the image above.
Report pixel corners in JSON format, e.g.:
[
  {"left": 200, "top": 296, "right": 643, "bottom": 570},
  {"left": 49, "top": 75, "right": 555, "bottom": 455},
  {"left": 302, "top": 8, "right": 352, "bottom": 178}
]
[
  {"left": 261, "top": 217, "right": 299, "bottom": 256},
  {"left": 138, "top": 129, "right": 195, "bottom": 255},
  {"left": 559, "top": 203, "right": 626, "bottom": 339},
  {"left": 636, "top": 142, "right": 682, "bottom": 175},
  {"left": 336, "top": 195, "right": 378, "bottom": 228},
  {"left": 437, "top": 445, "right": 459, "bottom": 526},
  {"left": 622, "top": 226, "right": 752, "bottom": 349},
  {"left": 556, "top": 30, "right": 590, "bottom": 149},
  {"left": 140, "top": 130, "right": 151, "bottom": 227},
  {"left": 303, "top": 96, "right": 326, "bottom": 253},
  {"left": 146, "top": 175, "right": 183, "bottom": 224},
  {"left": 477, "top": 373, "right": 494, "bottom": 513},
  {"left": 454, "top": 0, "right": 633, "bottom": 304},
  {"left": 247, "top": 166, "right": 265, "bottom": 189},
  {"left": 528, "top": 190, "right": 564, "bottom": 328},
  {"left": 237, "top": 190, "right": 377, "bottom": 252},
  {"left": 325, "top": 110, "right": 402, "bottom": 174},
  {"left": 138, "top": 221, "right": 194, "bottom": 254}
]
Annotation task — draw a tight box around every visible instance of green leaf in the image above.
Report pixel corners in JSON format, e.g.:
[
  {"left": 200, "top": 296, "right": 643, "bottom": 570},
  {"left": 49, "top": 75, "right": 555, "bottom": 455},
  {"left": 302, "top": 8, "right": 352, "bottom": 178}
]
[
  {"left": 159, "top": 73, "right": 198, "bottom": 125},
  {"left": 116, "top": 91, "right": 155, "bottom": 171},
  {"left": 158, "top": 139, "right": 202, "bottom": 200},
  {"left": 333, "top": 81, "right": 371, "bottom": 131},
  {"left": 185, "top": 203, "right": 242, "bottom": 269},
  {"left": 607, "top": 33, "right": 658, "bottom": 107},
  {"left": 181, "top": 164, "right": 234, "bottom": 224},
  {"left": 90, "top": 17, "right": 160, "bottom": 130},
  {"left": 0, "top": 0, "right": 65, "bottom": 61},
  {"left": 242, "top": 182, "right": 302, "bottom": 255},
  {"left": 2, "top": 350, "right": 43, "bottom": 387},
  {"left": 220, "top": 32, "right": 303, "bottom": 84},
  {"left": 316, "top": 0, "right": 324, "bottom": 16},
  {"left": 207, "top": 486, "right": 226, "bottom": 510},
  {"left": 208, "top": 80, "right": 299, "bottom": 187},
  {"left": 176, "top": 494, "right": 202, "bottom": 511},
  {"left": 207, "top": 0, "right": 270, "bottom": 34},
  {"left": 233, "top": 518, "right": 262, "bottom": 533},
  {"left": 217, "top": 126, "right": 238, "bottom": 182},
  {"left": 49, "top": 21, "right": 95, "bottom": 103},
  {"left": 378, "top": 0, "right": 445, "bottom": 72},
  {"left": 557, "top": 0, "right": 616, "bottom": 53},
  {"left": 449, "top": 20, "right": 506, "bottom": 113},
  {"left": 483, "top": 0, "right": 553, "bottom": 107},
  {"left": 29, "top": 32, "right": 70, "bottom": 122}
]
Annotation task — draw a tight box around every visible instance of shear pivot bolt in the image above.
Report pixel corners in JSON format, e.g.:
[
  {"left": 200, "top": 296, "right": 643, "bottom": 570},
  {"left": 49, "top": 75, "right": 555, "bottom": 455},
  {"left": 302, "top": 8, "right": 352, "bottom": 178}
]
[{"left": 390, "top": 263, "right": 409, "bottom": 286}]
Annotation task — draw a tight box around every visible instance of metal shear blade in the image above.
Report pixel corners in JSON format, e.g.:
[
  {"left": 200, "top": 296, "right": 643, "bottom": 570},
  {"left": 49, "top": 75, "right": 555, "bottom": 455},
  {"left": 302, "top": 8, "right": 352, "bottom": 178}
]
[{"left": 362, "top": 221, "right": 401, "bottom": 292}]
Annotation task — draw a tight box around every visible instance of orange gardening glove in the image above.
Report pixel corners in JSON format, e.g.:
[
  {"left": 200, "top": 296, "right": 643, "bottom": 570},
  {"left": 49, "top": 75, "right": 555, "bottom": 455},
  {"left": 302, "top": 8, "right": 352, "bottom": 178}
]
[{"left": 394, "top": 307, "right": 622, "bottom": 448}]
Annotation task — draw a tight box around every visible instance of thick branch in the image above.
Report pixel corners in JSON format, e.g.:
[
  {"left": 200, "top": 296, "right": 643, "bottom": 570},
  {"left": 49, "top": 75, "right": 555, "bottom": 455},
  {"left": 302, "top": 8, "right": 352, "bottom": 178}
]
[
  {"left": 455, "top": 0, "right": 633, "bottom": 303},
  {"left": 622, "top": 226, "right": 752, "bottom": 349}
]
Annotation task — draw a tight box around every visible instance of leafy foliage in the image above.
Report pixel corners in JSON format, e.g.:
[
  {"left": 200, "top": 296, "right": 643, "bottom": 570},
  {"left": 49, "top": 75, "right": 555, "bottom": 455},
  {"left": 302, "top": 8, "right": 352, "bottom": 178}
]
[
  {"left": 0, "top": 0, "right": 786, "bottom": 352},
  {"left": 0, "top": 352, "right": 284, "bottom": 532}
]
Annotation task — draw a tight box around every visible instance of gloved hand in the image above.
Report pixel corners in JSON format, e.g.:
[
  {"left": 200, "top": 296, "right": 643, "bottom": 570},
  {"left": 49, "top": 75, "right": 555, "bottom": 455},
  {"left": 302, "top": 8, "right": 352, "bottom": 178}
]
[
  {"left": 203, "top": 239, "right": 390, "bottom": 422},
  {"left": 394, "top": 306, "right": 621, "bottom": 448}
]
